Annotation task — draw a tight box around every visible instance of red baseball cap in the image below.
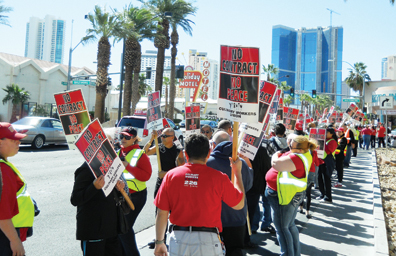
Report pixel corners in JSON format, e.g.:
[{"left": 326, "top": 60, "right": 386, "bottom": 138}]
[
  {"left": 336, "top": 127, "right": 345, "bottom": 132},
  {"left": 0, "top": 122, "right": 27, "bottom": 140},
  {"left": 295, "top": 121, "right": 303, "bottom": 131}
]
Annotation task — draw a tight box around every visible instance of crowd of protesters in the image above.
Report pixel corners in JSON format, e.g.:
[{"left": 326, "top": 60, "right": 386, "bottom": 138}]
[{"left": 1, "top": 117, "right": 386, "bottom": 256}]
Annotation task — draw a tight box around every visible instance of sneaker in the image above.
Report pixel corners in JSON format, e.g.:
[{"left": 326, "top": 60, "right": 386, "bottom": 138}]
[
  {"left": 316, "top": 195, "right": 324, "bottom": 200},
  {"left": 260, "top": 225, "right": 276, "bottom": 233},
  {"left": 306, "top": 214, "right": 312, "bottom": 219},
  {"left": 319, "top": 198, "right": 332, "bottom": 204},
  {"left": 334, "top": 182, "right": 342, "bottom": 188}
]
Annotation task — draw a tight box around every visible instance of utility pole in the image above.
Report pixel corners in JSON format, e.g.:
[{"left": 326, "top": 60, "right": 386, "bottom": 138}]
[{"left": 326, "top": 8, "right": 340, "bottom": 104}]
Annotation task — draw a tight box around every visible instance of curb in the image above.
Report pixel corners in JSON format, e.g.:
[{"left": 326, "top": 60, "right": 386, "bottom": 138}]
[{"left": 372, "top": 151, "right": 390, "bottom": 255}]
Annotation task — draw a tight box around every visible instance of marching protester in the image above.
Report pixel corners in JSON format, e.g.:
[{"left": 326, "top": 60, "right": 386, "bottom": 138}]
[
  {"left": 153, "top": 134, "right": 245, "bottom": 256},
  {"left": 117, "top": 127, "right": 152, "bottom": 256},
  {"left": 218, "top": 119, "right": 233, "bottom": 136},
  {"left": 361, "top": 125, "right": 372, "bottom": 150},
  {"left": 0, "top": 122, "right": 35, "bottom": 256},
  {"left": 377, "top": 123, "right": 386, "bottom": 148},
  {"left": 370, "top": 125, "right": 377, "bottom": 149},
  {"left": 144, "top": 128, "right": 184, "bottom": 248},
  {"left": 342, "top": 123, "right": 356, "bottom": 168},
  {"left": 265, "top": 135, "right": 317, "bottom": 256},
  {"left": 207, "top": 131, "right": 253, "bottom": 255},
  {"left": 201, "top": 124, "right": 214, "bottom": 140},
  {"left": 294, "top": 121, "right": 306, "bottom": 136},
  {"left": 334, "top": 127, "right": 348, "bottom": 188},
  {"left": 352, "top": 125, "right": 359, "bottom": 157},
  {"left": 317, "top": 127, "right": 338, "bottom": 203}
]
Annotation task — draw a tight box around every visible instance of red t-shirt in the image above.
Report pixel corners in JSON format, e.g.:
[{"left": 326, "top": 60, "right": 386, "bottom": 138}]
[
  {"left": 325, "top": 139, "right": 338, "bottom": 156},
  {"left": 370, "top": 128, "right": 376, "bottom": 136},
  {"left": 0, "top": 162, "right": 22, "bottom": 220},
  {"left": 154, "top": 163, "right": 243, "bottom": 232},
  {"left": 361, "top": 128, "right": 371, "bottom": 135},
  {"left": 378, "top": 126, "right": 386, "bottom": 138},
  {"left": 265, "top": 152, "right": 306, "bottom": 191}
]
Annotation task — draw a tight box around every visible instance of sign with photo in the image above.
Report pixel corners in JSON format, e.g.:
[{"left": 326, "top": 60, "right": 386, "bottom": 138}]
[
  {"left": 309, "top": 128, "right": 326, "bottom": 159},
  {"left": 345, "top": 103, "right": 358, "bottom": 117},
  {"left": 283, "top": 107, "right": 299, "bottom": 130},
  {"left": 54, "top": 89, "right": 91, "bottom": 150},
  {"left": 238, "top": 130, "right": 266, "bottom": 160},
  {"left": 269, "top": 89, "right": 281, "bottom": 115},
  {"left": 185, "top": 104, "right": 201, "bottom": 136},
  {"left": 75, "top": 119, "right": 124, "bottom": 196},
  {"left": 147, "top": 91, "right": 163, "bottom": 131},
  {"left": 337, "top": 112, "right": 344, "bottom": 123},
  {"left": 218, "top": 45, "right": 260, "bottom": 123},
  {"left": 277, "top": 97, "right": 284, "bottom": 122},
  {"left": 240, "top": 81, "right": 277, "bottom": 136}
]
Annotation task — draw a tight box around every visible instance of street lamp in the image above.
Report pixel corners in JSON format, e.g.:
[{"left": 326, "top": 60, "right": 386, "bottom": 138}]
[{"left": 117, "top": 11, "right": 173, "bottom": 121}]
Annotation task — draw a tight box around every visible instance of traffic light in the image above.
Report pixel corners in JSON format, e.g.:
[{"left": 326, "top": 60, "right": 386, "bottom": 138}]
[
  {"left": 312, "top": 89, "right": 317, "bottom": 98},
  {"left": 290, "top": 88, "right": 294, "bottom": 97},
  {"left": 176, "top": 65, "right": 184, "bottom": 79},
  {"left": 145, "top": 67, "right": 152, "bottom": 79},
  {"left": 107, "top": 77, "right": 112, "bottom": 86}
]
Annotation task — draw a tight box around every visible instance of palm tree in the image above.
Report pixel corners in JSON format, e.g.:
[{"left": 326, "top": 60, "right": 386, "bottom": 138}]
[
  {"left": 262, "top": 64, "right": 279, "bottom": 81},
  {"left": 0, "top": 1, "right": 12, "bottom": 26},
  {"left": 278, "top": 81, "right": 291, "bottom": 101},
  {"left": 2, "top": 84, "right": 30, "bottom": 123},
  {"left": 82, "top": 5, "right": 117, "bottom": 122},
  {"left": 168, "top": 3, "right": 196, "bottom": 120},
  {"left": 345, "top": 62, "right": 371, "bottom": 109},
  {"left": 114, "top": 5, "right": 155, "bottom": 116},
  {"left": 299, "top": 93, "right": 313, "bottom": 114},
  {"left": 283, "top": 95, "right": 293, "bottom": 107},
  {"left": 141, "top": 0, "right": 196, "bottom": 98},
  {"left": 131, "top": 74, "right": 153, "bottom": 115},
  {"left": 163, "top": 76, "right": 170, "bottom": 117}
]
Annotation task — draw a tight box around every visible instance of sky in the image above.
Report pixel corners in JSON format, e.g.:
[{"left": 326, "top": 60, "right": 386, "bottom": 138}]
[{"left": 1, "top": 0, "right": 395, "bottom": 85}]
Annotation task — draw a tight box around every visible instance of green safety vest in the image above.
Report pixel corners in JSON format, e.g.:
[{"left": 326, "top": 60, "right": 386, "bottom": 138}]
[
  {"left": 323, "top": 139, "right": 336, "bottom": 159},
  {"left": 118, "top": 149, "right": 146, "bottom": 192},
  {"left": 354, "top": 129, "right": 360, "bottom": 141},
  {"left": 277, "top": 151, "right": 312, "bottom": 205},
  {"left": 0, "top": 159, "right": 34, "bottom": 228}
]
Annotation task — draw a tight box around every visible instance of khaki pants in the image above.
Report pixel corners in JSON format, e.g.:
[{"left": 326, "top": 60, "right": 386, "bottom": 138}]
[{"left": 169, "top": 230, "right": 224, "bottom": 256}]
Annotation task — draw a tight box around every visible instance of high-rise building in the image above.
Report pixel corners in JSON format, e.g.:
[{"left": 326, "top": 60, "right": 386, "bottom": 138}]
[
  {"left": 24, "top": 15, "right": 66, "bottom": 64},
  {"left": 272, "top": 25, "right": 343, "bottom": 106},
  {"left": 381, "top": 56, "right": 396, "bottom": 80},
  {"left": 188, "top": 49, "right": 219, "bottom": 100},
  {"left": 140, "top": 50, "right": 171, "bottom": 96}
]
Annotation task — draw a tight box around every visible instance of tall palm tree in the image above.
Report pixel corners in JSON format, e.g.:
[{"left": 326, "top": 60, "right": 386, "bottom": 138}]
[
  {"left": 299, "top": 93, "right": 313, "bottom": 113},
  {"left": 278, "top": 81, "right": 291, "bottom": 101},
  {"left": 82, "top": 5, "right": 117, "bottom": 122},
  {"left": 163, "top": 76, "right": 170, "bottom": 117},
  {"left": 283, "top": 95, "right": 293, "bottom": 107},
  {"left": 262, "top": 64, "right": 279, "bottom": 81},
  {"left": 115, "top": 5, "right": 155, "bottom": 116},
  {"left": 168, "top": 3, "right": 196, "bottom": 120},
  {"left": 345, "top": 62, "right": 371, "bottom": 109},
  {"left": 2, "top": 84, "right": 30, "bottom": 123},
  {"left": 141, "top": 0, "right": 196, "bottom": 98},
  {"left": 0, "top": 1, "right": 12, "bottom": 26}
]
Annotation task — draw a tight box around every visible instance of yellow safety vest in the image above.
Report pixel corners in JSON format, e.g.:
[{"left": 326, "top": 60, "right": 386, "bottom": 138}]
[
  {"left": 323, "top": 139, "right": 335, "bottom": 159},
  {"left": 277, "top": 151, "right": 312, "bottom": 205},
  {"left": 118, "top": 149, "right": 146, "bottom": 192},
  {"left": 0, "top": 160, "right": 34, "bottom": 228},
  {"left": 354, "top": 129, "right": 360, "bottom": 141}
]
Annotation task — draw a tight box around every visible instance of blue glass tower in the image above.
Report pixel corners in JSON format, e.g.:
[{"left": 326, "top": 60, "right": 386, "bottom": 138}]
[{"left": 272, "top": 25, "right": 343, "bottom": 106}]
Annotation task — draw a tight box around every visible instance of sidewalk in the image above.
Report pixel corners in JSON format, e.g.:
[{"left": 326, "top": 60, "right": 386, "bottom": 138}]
[{"left": 135, "top": 148, "right": 387, "bottom": 256}]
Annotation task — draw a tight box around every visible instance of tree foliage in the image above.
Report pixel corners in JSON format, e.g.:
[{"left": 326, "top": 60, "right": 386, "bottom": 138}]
[
  {"left": 2, "top": 84, "right": 30, "bottom": 123},
  {"left": 0, "top": 0, "right": 12, "bottom": 27}
]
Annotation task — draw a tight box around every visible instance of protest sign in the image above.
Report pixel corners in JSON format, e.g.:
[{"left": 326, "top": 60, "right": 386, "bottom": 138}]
[
  {"left": 345, "top": 103, "right": 358, "bottom": 117},
  {"left": 325, "top": 106, "right": 335, "bottom": 120},
  {"left": 337, "top": 112, "right": 343, "bottom": 123},
  {"left": 75, "top": 119, "right": 124, "bottom": 196},
  {"left": 218, "top": 45, "right": 260, "bottom": 123},
  {"left": 54, "top": 89, "right": 91, "bottom": 150},
  {"left": 309, "top": 128, "right": 326, "bottom": 159},
  {"left": 354, "top": 110, "right": 364, "bottom": 122},
  {"left": 238, "top": 130, "right": 265, "bottom": 160},
  {"left": 322, "top": 108, "right": 328, "bottom": 119},
  {"left": 240, "top": 81, "right": 277, "bottom": 136},
  {"left": 315, "top": 109, "right": 321, "bottom": 120},
  {"left": 147, "top": 91, "right": 163, "bottom": 131},
  {"left": 269, "top": 89, "right": 281, "bottom": 115},
  {"left": 329, "top": 112, "right": 337, "bottom": 124},
  {"left": 277, "top": 97, "right": 284, "bottom": 122},
  {"left": 283, "top": 107, "right": 299, "bottom": 130},
  {"left": 185, "top": 104, "right": 201, "bottom": 136}
]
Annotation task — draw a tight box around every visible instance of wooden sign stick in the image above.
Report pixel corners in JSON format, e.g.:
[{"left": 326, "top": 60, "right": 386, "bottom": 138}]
[
  {"left": 119, "top": 189, "right": 135, "bottom": 210},
  {"left": 155, "top": 136, "right": 162, "bottom": 174},
  {"left": 231, "top": 122, "right": 239, "bottom": 184}
]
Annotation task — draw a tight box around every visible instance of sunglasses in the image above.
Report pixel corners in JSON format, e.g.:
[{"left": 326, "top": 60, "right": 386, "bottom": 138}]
[
  {"left": 201, "top": 130, "right": 211, "bottom": 134},
  {"left": 161, "top": 134, "right": 173, "bottom": 138},
  {"left": 120, "top": 134, "right": 132, "bottom": 140}
]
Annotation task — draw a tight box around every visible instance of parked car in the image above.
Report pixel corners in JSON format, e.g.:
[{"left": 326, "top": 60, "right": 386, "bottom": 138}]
[
  {"left": 116, "top": 116, "right": 184, "bottom": 147},
  {"left": 12, "top": 117, "right": 67, "bottom": 149},
  {"left": 200, "top": 120, "right": 217, "bottom": 129},
  {"left": 179, "top": 120, "right": 186, "bottom": 128},
  {"left": 388, "top": 129, "right": 396, "bottom": 147}
]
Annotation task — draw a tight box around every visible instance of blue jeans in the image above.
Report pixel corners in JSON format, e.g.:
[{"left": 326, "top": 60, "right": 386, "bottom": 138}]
[
  {"left": 260, "top": 193, "right": 273, "bottom": 229},
  {"left": 363, "top": 135, "right": 371, "bottom": 150},
  {"left": 344, "top": 145, "right": 352, "bottom": 166},
  {"left": 266, "top": 187, "right": 304, "bottom": 256}
]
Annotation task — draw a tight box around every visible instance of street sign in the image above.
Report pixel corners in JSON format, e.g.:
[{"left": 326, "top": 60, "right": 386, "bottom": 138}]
[
  {"left": 72, "top": 80, "right": 90, "bottom": 85},
  {"left": 342, "top": 98, "right": 360, "bottom": 103},
  {"left": 61, "top": 81, "right": 68, "bottom": 85},
  {"left": 385, "top": 110, "right": 396, "bottom": 115},
  {"left": 380, "top": 96, "right": 394, "bottom": 109}
]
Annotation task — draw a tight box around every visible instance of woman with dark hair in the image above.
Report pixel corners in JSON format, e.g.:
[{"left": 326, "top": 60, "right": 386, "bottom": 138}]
[{"left": 316, "top": 128, "right": 338, "bottom": 203}]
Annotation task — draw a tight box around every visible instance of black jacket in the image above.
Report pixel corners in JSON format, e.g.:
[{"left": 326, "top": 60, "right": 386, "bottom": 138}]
[{"left": 70, "top": 163, "right": 119, "bottom": 240}]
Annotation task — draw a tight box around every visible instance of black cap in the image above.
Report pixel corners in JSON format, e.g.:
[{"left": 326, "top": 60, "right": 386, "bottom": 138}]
[{"left": 121, "top": 127, "right": 137, "bottom": 137}]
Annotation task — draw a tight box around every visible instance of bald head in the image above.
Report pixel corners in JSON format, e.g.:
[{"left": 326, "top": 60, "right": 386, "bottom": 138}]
[{"left": 213, "top": 131, "right": 230, "bottom": 145}]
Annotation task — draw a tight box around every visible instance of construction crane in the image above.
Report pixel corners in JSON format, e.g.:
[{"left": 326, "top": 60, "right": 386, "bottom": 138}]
[{"left": 326, "top": 8, "right": 340, "bottom": 27}]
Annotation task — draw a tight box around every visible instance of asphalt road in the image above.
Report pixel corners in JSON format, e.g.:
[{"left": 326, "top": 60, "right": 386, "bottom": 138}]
[{"left": 12, "top": 144, "right": 158, "bottom": 256}]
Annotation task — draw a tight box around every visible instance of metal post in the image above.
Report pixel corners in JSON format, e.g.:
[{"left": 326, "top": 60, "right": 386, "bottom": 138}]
[
  {"left": 117, "top": 39, "right": 126, "bottom": 122},
  {"left": 386, "top": 112, "right": 388, "bottom": 150},
  {"left": 362, "top": 77, "right": 365, "bottom": 111},
  {"left": 67, "top": 20, "right": 74, "bottom": 91}
]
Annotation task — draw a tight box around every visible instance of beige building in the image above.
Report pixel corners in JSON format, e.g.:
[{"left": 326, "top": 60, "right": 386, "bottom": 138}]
[{"left": 0, "top": 52, "right": 106, "bottom": 122}]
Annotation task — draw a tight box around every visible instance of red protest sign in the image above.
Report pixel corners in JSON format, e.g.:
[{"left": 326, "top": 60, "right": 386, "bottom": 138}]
[
  {"left": 147, "top": 91, "right": 163, "bottom": 131},
  {"left": 218, "top": 45, "right": 260, "bottom": 122},
  {"left": 185, "top": 105, "right": 201, "bottom": 136},
  {"left": 283, "top": 107, "right": 299, "bottom": 130},
  {"left": 309, "top": 128, "right": 326, "bottom": 158}
]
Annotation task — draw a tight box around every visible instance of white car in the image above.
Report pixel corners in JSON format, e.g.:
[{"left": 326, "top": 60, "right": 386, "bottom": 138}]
[{"left": 116, "top": 116, "right": 184, "bottom": 147}]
